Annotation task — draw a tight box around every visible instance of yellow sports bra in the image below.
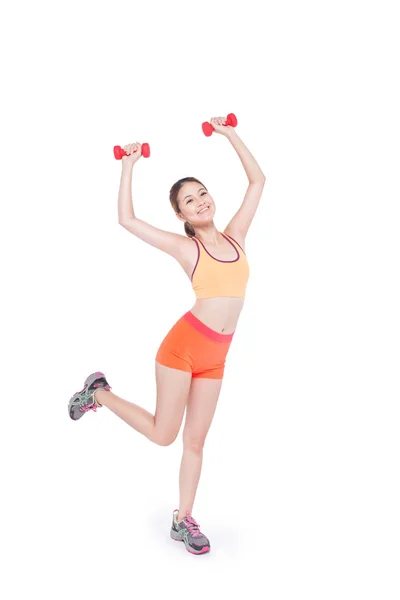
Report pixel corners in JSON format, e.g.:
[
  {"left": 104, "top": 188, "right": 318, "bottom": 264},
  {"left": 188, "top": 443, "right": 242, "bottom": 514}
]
[{"left": 190, "top": 232, "right": 250, "bottom": 299}]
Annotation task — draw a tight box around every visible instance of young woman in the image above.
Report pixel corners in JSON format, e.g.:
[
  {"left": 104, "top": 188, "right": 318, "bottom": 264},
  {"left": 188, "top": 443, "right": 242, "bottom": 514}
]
[{"left": 68, "top": 116, "right": 266, "bottom": 555}]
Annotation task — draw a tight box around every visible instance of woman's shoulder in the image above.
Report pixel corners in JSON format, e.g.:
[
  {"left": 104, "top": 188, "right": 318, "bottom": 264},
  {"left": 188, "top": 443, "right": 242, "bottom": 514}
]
[
  {"left": 223, "top": 228, "right": 246, "bottom": 252},
  {"left": 172, "top": 234, "right": 199, "bottom": 279},
  {"left": 173, "top": 233, "right": 199, "bottom": 261}
]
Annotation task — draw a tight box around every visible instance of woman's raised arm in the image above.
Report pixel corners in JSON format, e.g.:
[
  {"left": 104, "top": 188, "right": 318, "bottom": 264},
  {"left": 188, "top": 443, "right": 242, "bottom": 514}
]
[
  {"left": 208, "top": 120, "right": 266, "bottom": 240},
  {"left": 117, "top": 148, "right": 191, "bottom": 260},
  {"left": 224, "top": 129, "right": 266, "bottom": 239}
]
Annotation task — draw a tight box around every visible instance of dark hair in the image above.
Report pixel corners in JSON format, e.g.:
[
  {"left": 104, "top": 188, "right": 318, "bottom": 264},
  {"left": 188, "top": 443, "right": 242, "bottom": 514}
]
[{"left": 169, "top": 177, "right": 207, "bottom": 238}]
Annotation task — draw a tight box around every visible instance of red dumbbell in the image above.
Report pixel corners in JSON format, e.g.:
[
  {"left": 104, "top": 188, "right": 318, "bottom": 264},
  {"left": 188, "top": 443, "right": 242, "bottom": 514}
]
[
  {"left": 202, "top": 113, "right": 238, "bottom": 137},
  {"left": 113, "top": 143, "right": 151, "bottom": 160}
]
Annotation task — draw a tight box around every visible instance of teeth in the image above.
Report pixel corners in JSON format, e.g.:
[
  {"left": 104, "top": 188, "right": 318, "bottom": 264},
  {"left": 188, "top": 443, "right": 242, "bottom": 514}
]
[{"left": 198, "top": 206, "right": 209, "bottom": 214}]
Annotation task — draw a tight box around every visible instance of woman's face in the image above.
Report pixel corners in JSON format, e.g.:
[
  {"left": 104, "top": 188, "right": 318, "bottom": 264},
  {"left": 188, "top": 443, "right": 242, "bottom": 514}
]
[{"left": 176, "top": 181, "right": 215, "bottom": 226}]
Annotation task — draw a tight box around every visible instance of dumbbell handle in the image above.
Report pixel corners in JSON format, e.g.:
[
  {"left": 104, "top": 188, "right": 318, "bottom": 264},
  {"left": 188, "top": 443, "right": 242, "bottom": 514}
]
[
  {"left": 114, "top": 143, "right": 150, "bottom": 159},
  {"left": 202, "top": 113, "right": 238, "bottom": 137}
]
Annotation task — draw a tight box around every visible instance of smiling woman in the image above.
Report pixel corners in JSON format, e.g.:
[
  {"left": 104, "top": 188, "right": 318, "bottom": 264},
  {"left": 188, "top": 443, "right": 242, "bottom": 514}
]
[
  {"left": 68, "top": 116, "right": 266, "bottom": 555},
  {"left": 169, "top": 178, "right": 212, "bottom": 238}
]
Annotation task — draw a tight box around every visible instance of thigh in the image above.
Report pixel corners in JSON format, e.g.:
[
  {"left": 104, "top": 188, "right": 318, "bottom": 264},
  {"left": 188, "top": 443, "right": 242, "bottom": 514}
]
[
  {"left": 192, "top": 337, "right": 232, "bottom": 379},
  {"left": 182, "top": 377, "right": 224, "bottom": 445},
  {"left": 155, "top": 316, "right": 193, "bottom": 373},
  {"left": 154, "top": 361, "right": 192, "bottom": 445}
]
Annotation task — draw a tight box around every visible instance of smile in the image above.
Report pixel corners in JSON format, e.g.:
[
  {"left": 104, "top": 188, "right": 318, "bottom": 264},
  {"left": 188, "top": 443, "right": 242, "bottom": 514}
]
[{"left": 197, "top": 206, "right": 209, "bottom": 214}]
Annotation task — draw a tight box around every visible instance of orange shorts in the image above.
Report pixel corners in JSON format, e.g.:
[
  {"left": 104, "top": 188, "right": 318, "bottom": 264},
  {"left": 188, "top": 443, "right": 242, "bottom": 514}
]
[{"left": 155, "top": 311, "right": 234, "bottom": 379}]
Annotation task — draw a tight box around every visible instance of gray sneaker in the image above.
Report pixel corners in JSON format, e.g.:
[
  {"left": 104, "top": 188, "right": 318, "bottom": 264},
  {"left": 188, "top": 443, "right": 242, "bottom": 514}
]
[
  {"left": 68, "top": 371, "right": 112, "bottom": 421},
  {"left": 170, "top": 509, "right": 211, "bottom": 554}
]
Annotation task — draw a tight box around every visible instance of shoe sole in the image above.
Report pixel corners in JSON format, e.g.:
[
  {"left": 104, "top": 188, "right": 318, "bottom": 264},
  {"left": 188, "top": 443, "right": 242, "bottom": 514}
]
[
  {"left": 170, "top": 531, "right": 210, "bottom": 554},
  {"left": 68, "top": 371, "right": 108, "bottom": 421}
]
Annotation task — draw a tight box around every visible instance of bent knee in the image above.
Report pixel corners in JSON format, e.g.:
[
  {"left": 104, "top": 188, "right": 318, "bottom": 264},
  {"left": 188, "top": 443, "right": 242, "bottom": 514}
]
[{"left": 154, "top": 431, "right": 178, "bottom": 446}]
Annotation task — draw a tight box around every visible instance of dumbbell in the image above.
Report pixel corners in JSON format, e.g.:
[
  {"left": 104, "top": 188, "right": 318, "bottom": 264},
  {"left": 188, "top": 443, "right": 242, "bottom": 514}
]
[
  {"left": 202, "top": 113, "right": 238, "bottom": 137},
  {"left": 113, "top": 143, "right": 151, "bottom": 159}
]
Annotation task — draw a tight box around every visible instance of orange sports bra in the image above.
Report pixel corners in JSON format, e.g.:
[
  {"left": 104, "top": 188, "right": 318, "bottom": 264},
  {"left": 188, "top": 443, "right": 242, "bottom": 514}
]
[{"left": 190, "top": 232, "right": 250, "bottom": 299}]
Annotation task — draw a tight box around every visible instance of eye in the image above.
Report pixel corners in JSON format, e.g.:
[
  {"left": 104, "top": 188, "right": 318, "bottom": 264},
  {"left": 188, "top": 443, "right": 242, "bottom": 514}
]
[{"left": 201, "top": 192, "right": 207, "bottom": 196}]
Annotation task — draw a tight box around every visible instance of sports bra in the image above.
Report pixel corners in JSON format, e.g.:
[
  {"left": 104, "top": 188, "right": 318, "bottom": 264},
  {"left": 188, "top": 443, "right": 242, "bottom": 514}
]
[{"left": 190, "top": 232, "right": 250, "bottom": 299}]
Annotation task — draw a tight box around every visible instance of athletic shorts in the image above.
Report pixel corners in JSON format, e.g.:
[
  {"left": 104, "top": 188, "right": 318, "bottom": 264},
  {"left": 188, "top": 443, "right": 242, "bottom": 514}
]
[{"left": 155, "top": 311, "right": 234, "bottom": 379}]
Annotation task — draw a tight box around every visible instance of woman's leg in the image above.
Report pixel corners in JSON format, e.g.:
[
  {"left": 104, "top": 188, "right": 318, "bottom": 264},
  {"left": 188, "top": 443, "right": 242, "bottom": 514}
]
[
  {"left": 177, "top": 377, "right": 223, "bottom": 521},
  {"left": 94, "top": 362, "right": 192, "bottom": 446}
]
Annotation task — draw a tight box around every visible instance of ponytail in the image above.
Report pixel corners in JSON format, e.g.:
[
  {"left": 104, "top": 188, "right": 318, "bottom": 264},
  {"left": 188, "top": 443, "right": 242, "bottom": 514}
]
[{"left": 184, "top": 221, "right": 196, "bottom": 238}]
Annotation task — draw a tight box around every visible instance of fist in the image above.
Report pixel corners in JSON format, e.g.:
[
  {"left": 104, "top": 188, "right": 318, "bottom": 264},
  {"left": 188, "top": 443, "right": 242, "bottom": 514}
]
[
  {"left": 209, "top": 116, "right": 233, "bottom": 136},
  {"left": 121, "top": 142, "right": 142, "bottom": 166}
]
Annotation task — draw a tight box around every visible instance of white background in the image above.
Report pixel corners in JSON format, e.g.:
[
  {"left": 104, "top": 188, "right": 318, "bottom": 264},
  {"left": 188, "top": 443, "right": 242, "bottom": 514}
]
[{"left": 1, "top": 0, "right": 399, "bottom": 598}]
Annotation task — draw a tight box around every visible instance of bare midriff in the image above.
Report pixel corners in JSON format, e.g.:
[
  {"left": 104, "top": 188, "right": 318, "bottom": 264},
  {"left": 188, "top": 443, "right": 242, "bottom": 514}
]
[
  {"left": 178, "top": 234, "right": 247, "bottom": 335},
  {"left": 189, "top": 297, "right": 245, "bottom": 335}
]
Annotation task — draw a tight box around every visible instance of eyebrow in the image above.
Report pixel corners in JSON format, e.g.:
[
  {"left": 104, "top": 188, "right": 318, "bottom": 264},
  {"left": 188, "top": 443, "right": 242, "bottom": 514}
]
[{"left": 183, "top": 187, "right": 206, "bottom": 201}]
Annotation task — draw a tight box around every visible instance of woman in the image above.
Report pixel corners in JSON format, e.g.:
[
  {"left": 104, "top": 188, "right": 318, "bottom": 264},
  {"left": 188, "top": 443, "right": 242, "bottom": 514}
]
[{"left": 68, "top": 116, "right": 266, "bottom": 555}]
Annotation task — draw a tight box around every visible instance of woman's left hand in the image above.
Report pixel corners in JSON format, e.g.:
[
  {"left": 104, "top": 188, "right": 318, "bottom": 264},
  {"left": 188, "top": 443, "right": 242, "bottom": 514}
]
[{"left": 209, "top": 116, "right": 234, "bottom": 137}]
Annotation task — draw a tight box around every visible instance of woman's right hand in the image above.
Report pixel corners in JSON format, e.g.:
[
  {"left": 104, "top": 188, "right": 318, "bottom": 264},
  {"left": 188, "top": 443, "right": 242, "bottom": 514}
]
[{"left": 121, "top": 142, "right": 142, "bottom": 168}]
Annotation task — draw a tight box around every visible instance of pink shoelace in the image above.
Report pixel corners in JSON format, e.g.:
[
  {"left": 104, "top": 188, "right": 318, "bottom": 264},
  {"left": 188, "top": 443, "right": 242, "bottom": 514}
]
[
  {"left": 81, "top": 403, "right": 97, "bottom": 413},
  {"left": 72, "top": 379, "right": 109, "bottom": 414},
  {"left": 183, "top": 512, "right": 202, "bottom": 537}
]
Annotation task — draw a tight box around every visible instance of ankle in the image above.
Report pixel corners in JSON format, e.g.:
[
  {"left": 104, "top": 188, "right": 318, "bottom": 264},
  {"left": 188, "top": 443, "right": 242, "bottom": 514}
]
[
  {"left": 177, "top": 510, "right": 191, "bottom": 523},
  {"left": 93, "top": 389, "right": 109, "bottom": 406}
]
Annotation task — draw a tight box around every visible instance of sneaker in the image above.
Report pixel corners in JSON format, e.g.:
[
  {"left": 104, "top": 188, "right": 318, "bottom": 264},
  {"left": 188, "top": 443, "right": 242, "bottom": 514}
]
[
  {"left": 68, "top": 371, "right": 112, "bottom": 421},
  {"left": 170, "top": 509, "right": 211, "bottom": 554}
]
